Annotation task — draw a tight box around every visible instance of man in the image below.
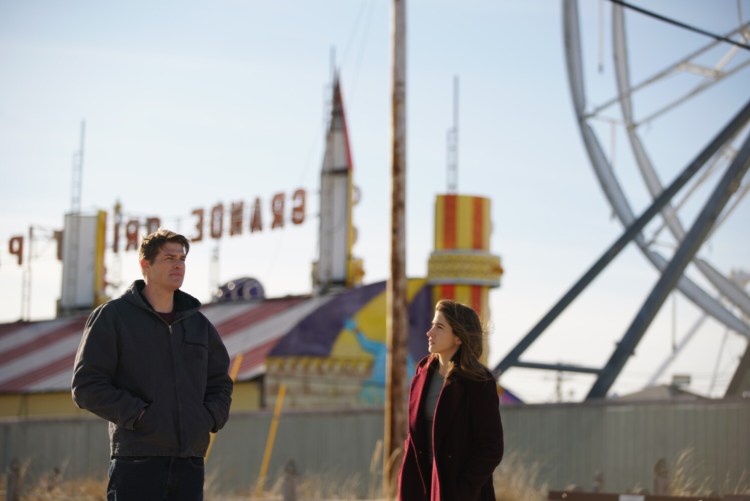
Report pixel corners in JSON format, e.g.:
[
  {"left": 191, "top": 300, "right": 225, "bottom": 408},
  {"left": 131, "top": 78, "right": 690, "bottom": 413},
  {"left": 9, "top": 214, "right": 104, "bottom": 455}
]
[{"left": 72, "top": 228, "right": 233, "bottom": 501}]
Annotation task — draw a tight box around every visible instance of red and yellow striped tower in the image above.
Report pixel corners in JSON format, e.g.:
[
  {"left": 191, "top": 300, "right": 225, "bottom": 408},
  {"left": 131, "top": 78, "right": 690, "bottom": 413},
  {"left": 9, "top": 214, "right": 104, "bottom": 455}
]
[{"left": 427, "top": 194, "right": 503, "bottom": 363}]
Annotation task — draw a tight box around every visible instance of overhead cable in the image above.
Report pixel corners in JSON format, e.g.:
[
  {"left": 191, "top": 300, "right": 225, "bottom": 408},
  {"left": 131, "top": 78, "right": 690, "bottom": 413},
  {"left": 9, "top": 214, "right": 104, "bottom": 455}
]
[{"left": 608, "top": 0, "right": 750, "bottom": 52}]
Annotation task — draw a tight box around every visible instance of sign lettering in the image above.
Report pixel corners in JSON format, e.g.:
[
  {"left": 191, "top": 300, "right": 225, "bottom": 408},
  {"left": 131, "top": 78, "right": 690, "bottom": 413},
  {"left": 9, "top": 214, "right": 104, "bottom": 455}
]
[
  {"left": 2, "top": 189, "right": 307, "bottom": 268},
  {"left": 8, "top": 236, "right": 23, "bottom": 266}
]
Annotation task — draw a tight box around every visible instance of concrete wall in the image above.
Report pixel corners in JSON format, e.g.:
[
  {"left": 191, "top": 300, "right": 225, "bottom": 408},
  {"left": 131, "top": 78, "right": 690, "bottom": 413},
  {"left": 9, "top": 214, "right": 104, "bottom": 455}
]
[{"left": 1, "top": 399, "right": 748, "bottom": 497}]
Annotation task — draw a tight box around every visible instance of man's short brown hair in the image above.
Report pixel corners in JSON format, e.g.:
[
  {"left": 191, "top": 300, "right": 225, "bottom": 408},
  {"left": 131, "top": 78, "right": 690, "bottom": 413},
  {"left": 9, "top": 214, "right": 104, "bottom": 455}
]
[{"left": 139, "top": 229, "right": 190, "bottom": 264}]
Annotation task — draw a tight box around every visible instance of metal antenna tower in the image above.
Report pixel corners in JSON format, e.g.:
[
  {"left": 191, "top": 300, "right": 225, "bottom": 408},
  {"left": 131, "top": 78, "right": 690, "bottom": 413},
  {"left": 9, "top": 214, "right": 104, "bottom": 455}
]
[
  {"left": 63, "top": 121, "right": 85, "bottom": 311},
  {"left": 20, "top": 227, "right": 32, "bottom": 320},
  {"left": 72, "top": 121, "right": 85, "bottom": 214},
  {"left": 446, "top": 76, "right": 459, "bottom": 193}
]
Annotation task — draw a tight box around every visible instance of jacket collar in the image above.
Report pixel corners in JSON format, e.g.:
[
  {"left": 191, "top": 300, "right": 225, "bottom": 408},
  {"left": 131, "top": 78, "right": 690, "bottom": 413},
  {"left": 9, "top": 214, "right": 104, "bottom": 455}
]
[{"left": 123, "top": 279, "right": 202, "bottom": 319}]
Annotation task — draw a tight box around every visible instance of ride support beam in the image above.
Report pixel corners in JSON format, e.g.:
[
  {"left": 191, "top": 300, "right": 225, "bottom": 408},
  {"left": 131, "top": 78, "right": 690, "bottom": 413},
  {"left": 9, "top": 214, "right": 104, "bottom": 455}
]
[
  {"left": 492, "top": 98, "right": 750, "bottom": 379},
  {"left": 587, "top": 130, "right": 750, "bottom": 399},
  {"left": 513, "top": 361, "right": 601, "bottom": 375}
]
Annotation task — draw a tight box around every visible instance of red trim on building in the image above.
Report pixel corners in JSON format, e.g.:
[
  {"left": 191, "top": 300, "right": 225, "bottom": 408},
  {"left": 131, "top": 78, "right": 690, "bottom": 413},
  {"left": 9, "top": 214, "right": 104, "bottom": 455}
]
[
  {"left": 0, "top": 353, "right": 75, "bottom": 392},
  {"left": 215, "top": 297, "right": 306, "bottom": 338},
  {"left": 0, "top": 317, "right": 86, "bottom": 366}
]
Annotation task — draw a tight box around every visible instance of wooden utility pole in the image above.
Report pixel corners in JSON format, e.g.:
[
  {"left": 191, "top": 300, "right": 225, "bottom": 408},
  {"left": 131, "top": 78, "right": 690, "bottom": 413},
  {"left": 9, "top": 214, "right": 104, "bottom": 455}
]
[{"left": 384, "top": 0, "right": 408, "bottom": 498}]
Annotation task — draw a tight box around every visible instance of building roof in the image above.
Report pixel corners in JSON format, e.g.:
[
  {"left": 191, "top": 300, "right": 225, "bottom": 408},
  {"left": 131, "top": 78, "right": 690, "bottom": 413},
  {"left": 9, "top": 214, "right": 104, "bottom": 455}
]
[
  {"left": 0, "top": 280, "right": 434, "bottom": 393},
  {"left": 615, "top": 383, "right": 709, "bottom": 401},
  {"left": 0, "top": 279, "right": 523, "bottom": 404},
  {"left": 0, "top": 294, "right": 316, "bottom": 393}
]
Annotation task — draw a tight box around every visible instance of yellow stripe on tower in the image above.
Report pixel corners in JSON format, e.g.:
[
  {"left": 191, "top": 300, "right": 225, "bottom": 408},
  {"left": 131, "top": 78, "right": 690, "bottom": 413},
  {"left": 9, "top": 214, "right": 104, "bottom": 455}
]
[
  {"left": 434, "top": 197, "right": 445, "bottom": 251},
  {"left": 455, "top": 196, "right": 473, "bottom": 249},
  {"left": 94, "top": 210, "right": 108, "bottom": 307}
]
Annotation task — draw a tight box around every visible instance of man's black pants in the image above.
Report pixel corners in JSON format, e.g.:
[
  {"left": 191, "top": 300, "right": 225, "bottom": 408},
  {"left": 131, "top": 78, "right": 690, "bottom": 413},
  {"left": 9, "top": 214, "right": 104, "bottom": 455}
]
[{"left": 107, "top": 456, "right": 204, "bottom": 501}]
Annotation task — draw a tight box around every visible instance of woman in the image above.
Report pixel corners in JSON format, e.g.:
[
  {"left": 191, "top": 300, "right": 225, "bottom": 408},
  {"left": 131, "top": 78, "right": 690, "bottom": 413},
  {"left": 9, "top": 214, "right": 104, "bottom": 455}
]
[{"left": 398, "top": 299, "right": 504, "bottom": 501}]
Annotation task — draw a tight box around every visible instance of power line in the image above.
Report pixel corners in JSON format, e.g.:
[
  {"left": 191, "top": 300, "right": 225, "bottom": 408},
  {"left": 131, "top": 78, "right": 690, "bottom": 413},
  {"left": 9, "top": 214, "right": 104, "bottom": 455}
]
[{"left": 608, "top": 0, "right": 750, "bottom": 52}]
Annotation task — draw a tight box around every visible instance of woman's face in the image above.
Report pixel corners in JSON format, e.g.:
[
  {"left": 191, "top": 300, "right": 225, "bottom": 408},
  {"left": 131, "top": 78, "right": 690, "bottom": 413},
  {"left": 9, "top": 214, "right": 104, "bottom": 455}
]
[{"left": 427, "top": 310, "right": 461, "bottom": 360}]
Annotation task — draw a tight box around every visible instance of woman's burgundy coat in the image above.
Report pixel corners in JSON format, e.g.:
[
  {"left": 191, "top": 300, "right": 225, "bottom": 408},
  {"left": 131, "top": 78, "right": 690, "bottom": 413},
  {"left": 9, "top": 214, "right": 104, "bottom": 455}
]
[{"left": 398, "top": 356, "right": 504, "bottom": 501}]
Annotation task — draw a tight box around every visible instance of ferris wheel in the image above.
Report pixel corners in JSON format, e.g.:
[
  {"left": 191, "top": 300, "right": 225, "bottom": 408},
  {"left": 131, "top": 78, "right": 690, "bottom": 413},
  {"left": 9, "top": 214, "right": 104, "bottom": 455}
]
[{"left": 495, "top": 0, "right": 750, "bottom": 399}]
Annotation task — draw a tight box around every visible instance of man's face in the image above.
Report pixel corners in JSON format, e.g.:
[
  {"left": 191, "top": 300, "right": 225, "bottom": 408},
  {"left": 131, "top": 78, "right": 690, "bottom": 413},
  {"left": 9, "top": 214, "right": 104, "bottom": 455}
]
[{"left": 141, "top": 242, "right": 186, "bottom": 291}]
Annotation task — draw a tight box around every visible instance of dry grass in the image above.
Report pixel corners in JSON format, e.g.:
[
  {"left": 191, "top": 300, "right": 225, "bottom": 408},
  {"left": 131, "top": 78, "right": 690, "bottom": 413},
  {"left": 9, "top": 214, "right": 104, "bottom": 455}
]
[
  {"left": 0, "top": 452, "right": 547, "bottom": 501},
  {"left": 669, "top": 448, "right": 750, "bottom": 497},
  {"left": 0, "top": 459, "right": 107, "bottom": 501},
  {"left": 22, "top": 478, "right": 107, "bottom": 501},
  {"left": 493, "top": 451, "right": 547, "bottom": 501},
  {"left": 670, "top": 448, "right": 714, "bottom": 497},
  {"left": 2, "top": 448, "right": 748, "bottom": 500}
]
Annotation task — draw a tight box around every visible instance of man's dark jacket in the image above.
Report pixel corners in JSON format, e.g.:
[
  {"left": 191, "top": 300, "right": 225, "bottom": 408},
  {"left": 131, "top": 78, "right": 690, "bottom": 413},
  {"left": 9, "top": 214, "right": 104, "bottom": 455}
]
[
  {"left": 398, "top": 355, "right": 503, "bottom": 501},
  {"left": 72, "top": 280, "right": 233, "bottom": 458}
]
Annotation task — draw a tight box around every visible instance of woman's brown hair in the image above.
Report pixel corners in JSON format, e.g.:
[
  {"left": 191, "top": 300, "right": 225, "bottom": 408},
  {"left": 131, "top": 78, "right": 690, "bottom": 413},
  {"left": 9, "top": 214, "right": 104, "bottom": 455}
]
[{"left": 433, "top": 299, "right": 493, "bottom": 383}]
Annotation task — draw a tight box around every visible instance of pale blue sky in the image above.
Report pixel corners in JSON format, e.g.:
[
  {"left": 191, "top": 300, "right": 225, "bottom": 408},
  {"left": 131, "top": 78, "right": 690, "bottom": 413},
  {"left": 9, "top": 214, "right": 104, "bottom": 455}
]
[{"left": 1, "top": 0, "right": 748, "bottom": 402}]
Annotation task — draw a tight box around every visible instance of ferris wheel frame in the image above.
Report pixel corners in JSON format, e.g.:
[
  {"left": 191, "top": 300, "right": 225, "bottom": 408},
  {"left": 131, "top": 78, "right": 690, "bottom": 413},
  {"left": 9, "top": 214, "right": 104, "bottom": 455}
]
[{"left": 494, "top": 0, "right": 750, "bottom": 400}]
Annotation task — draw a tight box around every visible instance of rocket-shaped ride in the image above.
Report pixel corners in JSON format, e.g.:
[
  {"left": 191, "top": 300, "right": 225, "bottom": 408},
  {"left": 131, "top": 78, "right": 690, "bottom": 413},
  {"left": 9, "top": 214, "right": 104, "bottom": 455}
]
[{"left": 313, "top": 75, "right": 364, "bottom": 293}]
